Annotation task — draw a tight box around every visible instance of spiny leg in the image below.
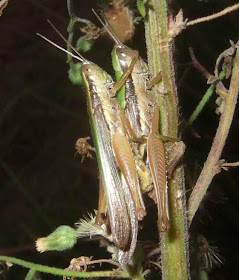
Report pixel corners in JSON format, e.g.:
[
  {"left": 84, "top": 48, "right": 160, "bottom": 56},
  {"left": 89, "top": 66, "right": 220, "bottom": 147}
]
[
  {"left": 112, "top": 50, "right": 139, "bottom": 95},
  {"left": 95, "top": 172, "right": 108, "bottom": 226},
  {"left": 147, "top": 72, "right": 162, "bottom": 89},
  {"left": 166, "top": 141, "right": 186, "bottom": 179}
]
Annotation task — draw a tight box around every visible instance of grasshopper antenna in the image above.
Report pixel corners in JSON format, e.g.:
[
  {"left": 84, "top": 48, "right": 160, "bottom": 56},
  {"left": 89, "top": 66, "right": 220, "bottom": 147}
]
[
  {"left": 92, "top": 9, "right": 124, "bottom": 47},
  {"left": 47, "top": 20, "right": 90, "bottom": 63},
  {"left": 37, "top": 33, "right": 83, "bottom": 62}
]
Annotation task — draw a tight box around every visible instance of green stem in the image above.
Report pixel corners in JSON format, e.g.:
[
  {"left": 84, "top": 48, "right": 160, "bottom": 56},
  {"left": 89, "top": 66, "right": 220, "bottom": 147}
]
[
  {"left": 145, "top": 1, "right": 189, "bottom": 280},
  {"left": 25, "top": 269, "right": 36, "bottom": 280},
  {"left": 188, "top": 84, "right": 215, "bottom": 125},
  {"left": 0, "top": 256, "right": 129, "bottom": 278},
  {"left": 188, "top": 70, "right": 226, "bottom": 125}
]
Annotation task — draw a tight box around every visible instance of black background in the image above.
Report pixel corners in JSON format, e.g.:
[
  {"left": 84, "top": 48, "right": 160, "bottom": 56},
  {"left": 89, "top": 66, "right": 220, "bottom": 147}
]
[{"left": 0, "top": 0, "right": 239, "bottom": 279}]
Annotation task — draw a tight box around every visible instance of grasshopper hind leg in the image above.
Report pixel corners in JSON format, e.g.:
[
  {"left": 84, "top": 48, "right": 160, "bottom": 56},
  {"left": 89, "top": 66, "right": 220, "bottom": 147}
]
[
  {"left": 147, "top": 109, "right": 170, "bottom": 232},
  {"left": 111, "top": 132, "right": 146, "bottom": 220},
  {"left": 147, "top": 132, "right": 170, "bottom": 232}
]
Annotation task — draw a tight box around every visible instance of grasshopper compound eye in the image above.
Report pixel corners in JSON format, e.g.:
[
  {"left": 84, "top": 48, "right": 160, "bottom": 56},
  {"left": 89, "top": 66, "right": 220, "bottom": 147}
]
[
  {"left": 116, "top": 47, "right": 136, "bottom": 61},
  {"left": 81, "top": 64, "right": 97, "bottom": 76},
  {"left": 116, "top": 47, "right": 128, "bottom": 59},
  {"left": 80, "top": 64, "right": 105, "bottom": 84}
]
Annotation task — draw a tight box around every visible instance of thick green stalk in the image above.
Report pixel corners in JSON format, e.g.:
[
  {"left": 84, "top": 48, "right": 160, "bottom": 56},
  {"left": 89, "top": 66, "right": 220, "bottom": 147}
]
[{"left": 145, "top": 1, "right": 190, "bottom": 280}]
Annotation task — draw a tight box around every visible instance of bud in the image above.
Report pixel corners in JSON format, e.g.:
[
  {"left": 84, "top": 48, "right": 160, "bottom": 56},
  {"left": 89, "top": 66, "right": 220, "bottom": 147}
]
[{"left": 36, "top": 226, "right": 77, "bottom": 253}]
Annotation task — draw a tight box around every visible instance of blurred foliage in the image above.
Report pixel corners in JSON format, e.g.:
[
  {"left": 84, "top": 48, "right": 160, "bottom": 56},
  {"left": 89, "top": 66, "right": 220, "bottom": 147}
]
[{"left": 0, "top": 0, "right": 239, "bottom": 279}]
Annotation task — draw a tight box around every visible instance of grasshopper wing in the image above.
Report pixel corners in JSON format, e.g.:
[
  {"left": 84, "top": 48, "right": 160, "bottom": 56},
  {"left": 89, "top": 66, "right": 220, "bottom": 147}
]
[
  {"left": 117, "top": 176, "right": 138, "bottom": 265},
  {"left": 94, "top": 108, "right": 131, "bottom": 249}
]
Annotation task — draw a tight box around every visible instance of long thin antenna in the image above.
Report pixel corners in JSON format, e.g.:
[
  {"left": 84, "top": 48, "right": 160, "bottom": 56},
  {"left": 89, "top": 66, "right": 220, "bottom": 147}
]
[
  {"left": 92, "top": 9, "right": 123, "bottom": 47},
  {"left": 37, "top": 33, "right": 83, "bottom": 62},
  {"left": 47, "top": 20, "right": 89, "bottom": 63}
]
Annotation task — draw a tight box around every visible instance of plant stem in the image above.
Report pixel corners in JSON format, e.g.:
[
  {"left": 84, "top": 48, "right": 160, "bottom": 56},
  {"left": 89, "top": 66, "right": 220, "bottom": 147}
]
[
  {"left": 188, "top": 84, "right": 215, "bottom": 125},
  {"left": 188, "top": 46, "right": 239, "bottom": 224},
  {"left": 25, "top": 269, "right": 36, "bottom": 280},
  {"left": 188, "top": 71, "right": 226, "bottom": 125},
  {"left": 145, "top": 1, "right": 189, "bottom": 280},
  {"left": 186, "top": 3, "right": 239, "bottom": 26},
  {"left": 0, "top": 256, "right": 129, "bottom": 278}
]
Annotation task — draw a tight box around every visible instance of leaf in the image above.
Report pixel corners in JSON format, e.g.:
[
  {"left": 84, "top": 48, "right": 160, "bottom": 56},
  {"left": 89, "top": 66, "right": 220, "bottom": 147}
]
[
  {"left": 76, "top": 37, "right": 93, "bottom": 53},
  {"left": 137, "top": 0, "right": 146, "bottom": 18},
  {"left": 68, "top": 62, "right": 83, "bottom": 85}
]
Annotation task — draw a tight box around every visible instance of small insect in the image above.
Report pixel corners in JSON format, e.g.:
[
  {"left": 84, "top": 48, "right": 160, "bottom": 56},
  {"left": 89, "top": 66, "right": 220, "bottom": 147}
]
[{"left": 75, "top": 136, "right": 95, "bottom": 162}]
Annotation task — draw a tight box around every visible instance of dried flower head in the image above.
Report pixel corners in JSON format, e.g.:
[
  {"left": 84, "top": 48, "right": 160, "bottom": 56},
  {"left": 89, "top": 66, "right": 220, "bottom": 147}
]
[
  {"left": 103, "top": 0, "right": 136, "bottom": 43},
  {"left": 198, "top": 235, "right": 223, "bottom": 271}
]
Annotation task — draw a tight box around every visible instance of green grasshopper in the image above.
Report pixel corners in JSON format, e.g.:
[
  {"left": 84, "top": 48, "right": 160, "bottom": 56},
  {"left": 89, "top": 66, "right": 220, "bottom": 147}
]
[
  {"left": 37, "top": 27, "right": 145, "bottom": 264},
  {"left": 93, "top": 10, "right": 170, "bottom": 232}
]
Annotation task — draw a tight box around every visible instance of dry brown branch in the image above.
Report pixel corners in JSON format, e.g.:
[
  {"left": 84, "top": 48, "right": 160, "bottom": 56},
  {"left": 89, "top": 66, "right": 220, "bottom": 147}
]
[
  {"left": 222, "top": 160, "right": 239, "bottom": 170},
  {"left": 188, "top": 43, "right": 239, "bottom": 225},
  {"left": 187, "top": 3, "right": 239, "bottom": 26},
  {"left": 189, "top": 47, "right": 213, "bottom": 80}
]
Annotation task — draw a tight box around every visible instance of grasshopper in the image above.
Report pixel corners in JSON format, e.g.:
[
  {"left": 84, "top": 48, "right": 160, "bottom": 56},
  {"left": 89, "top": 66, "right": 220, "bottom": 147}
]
[
  {"left": 37, "top": 26, "right": 145, "bottom": 264},
  {"left": 93, "top": 10, "right": 170, "bottom": 232}
]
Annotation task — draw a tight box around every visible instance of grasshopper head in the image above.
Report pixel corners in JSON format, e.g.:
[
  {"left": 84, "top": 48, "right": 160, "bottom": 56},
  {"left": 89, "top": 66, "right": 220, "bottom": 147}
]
[
  {"left": 81, "top": 63, "right": 112, "bottom": 85},
  {"left": 115, "top": 46, "right": 136, "bottom": 69},
  {"left": 115, "top": 46, "right": 148, "bottom": 74}
]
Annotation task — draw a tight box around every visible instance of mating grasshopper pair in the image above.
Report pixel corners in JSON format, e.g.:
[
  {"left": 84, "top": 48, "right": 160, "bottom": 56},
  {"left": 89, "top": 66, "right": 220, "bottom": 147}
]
[
  {"left": 81, "top": 12, "right": 170, "bottom": 264},
  {"left": 38, "top": 12, "right": 170, "bottom": 265}
]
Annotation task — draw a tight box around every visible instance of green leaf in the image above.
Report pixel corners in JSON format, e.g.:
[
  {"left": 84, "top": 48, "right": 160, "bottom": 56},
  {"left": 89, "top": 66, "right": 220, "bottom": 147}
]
[
  {"left": 76, "top": 37, "right": 94, "bottom": 53},
  {"left": 137, "top": 0, "right": 146, "bottom": 18},
  {"left": 68, "top": 62, "right": 83, "bottom": 85}
]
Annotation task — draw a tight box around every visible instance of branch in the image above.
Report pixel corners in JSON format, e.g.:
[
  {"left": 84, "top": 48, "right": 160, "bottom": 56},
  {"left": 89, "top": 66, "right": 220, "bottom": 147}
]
[
  {"left": 189, "top": 48, "right": 212, "bottom": 80},
  {"left": 186, "top": 3, "right": 239, "bottom": 26},
  {"left": 221, "top": 160, "right": 239, "bottom": 170},
  {"left": 188, "top": 44, "right": 239, "bottom": 225}
]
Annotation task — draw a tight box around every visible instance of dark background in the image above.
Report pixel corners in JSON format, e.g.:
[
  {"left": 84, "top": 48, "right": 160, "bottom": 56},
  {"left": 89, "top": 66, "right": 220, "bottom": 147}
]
[{"left": 0, "top": 0, "right": 239, "bottom": 279}]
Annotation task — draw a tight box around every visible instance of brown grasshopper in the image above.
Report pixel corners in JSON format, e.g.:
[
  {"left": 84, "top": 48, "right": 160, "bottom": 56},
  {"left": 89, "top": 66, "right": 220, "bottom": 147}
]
[
  {"left": 93, "top": 10, "right": 170, "bottom": 231},
  {"left": 37, "top": 24, "right": 145, "bottom": 264}
]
